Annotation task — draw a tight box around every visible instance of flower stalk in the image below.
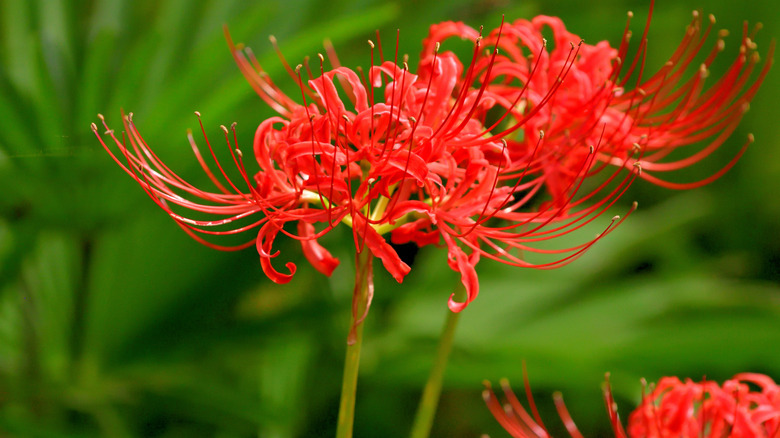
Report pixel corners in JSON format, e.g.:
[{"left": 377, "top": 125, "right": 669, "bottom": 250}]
[
  {"left": 335, "top": 248, "right": 374, "bottom": 438},
  {"left": 409, "top": 285, "right": 465, "bottom": 438}
]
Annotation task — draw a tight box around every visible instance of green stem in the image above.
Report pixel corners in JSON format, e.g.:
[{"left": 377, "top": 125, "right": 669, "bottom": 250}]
[
  {"left": 335, "top": 249, "right": 373, "bottom": 438},
  {"left": 409, "top": 285, "right": 465, "bottom": 438}
]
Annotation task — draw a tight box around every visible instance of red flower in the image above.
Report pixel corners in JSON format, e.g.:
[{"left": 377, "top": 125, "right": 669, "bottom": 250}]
[
  {"left": 423, "top": 0, "right": 773, "bottom": 199},
  {"left": 94, "top": 22, "right": 638, "bottom": 312},
  {"left": 628, "top": 374, "right": 780, "bottom": 438},
  {"left": 484, "top": 373, "right": 780, "bottom": 437}
]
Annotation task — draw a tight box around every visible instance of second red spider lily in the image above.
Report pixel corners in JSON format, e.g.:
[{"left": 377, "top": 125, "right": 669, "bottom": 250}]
[
  {"left": 93, "top": 25, "right": 637, "bottom": 314},
  {"left": 422, "top": 0, "right": 773, "bottom": 202},
  {"left": 483, "top": 372, "right": 780, "bottom": 438}
]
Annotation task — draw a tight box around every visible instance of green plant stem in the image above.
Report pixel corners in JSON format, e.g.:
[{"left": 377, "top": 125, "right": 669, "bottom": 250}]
[
  {"left": 409, "top": 285, "right": 465, "bottom": 438},
  {"left": 335, "top": 249, "right": 373, "bottom": 438}
]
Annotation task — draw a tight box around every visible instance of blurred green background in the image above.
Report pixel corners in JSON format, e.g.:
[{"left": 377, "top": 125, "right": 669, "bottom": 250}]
[{"left": 1, "top": 0, "right": 778, "bottom": 437}]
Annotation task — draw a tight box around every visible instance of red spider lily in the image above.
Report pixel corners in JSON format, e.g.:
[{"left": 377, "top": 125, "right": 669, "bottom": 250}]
[
  {"left": 423, "top": 0, "right": 773, "bottom": 200},
  {"left": 628, "top": 374, "right": 780, "bottom": 438},
  {"left": 483, "top": 372, "right": 780, "bottom": 438},
  {"left": 92, "top": 22, "right": 638, "bottom": 314}
]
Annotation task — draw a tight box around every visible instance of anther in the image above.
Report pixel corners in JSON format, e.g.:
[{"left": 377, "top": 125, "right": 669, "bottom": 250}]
[
  {"left": 692, "top": 10, "right": 699, "bottom": 19},
  {"left": 104, "top": 129, "right": 114, "bottom": 135},
  {"left": 409, "top": 116, "right": 417, "bottom": 124},
  {"left": 368, "top": 40, "right": 375, "bottom": 49},
  {"left": 403, "top": 61, "right": 409, "bottom": 71},
  {"left": 220, "top": 125, "right": 228, "bottom": 134},
  {"left": 709, "top": 14, "right": 716, "bottom": 24},
  {"left": 719, "top": 29, "right": 730, "bottom": 38},
  {"left": 636, "top": 88, "right": 647, "bottom": 96},
  {"left": 269, "top": 35, "right": 277, "bottom": 45},
  {"left": 627, "top": 11, "right": 634, "bottom": 18},
  {"left": 589, "top": 145, "right": 594, "bottom": 154},
  {"left": 631, "top": 201, "right": 638, "bottom": 210},
  {"left": 539, "top": 130, "right": 544, "bottom": 139},
  {"left": 231, "top": 122, "right": 237, "bottom": 129},
  {"left": 403, "top": 54, "right": 409, "bottom": 64},
  {"left": 318, "top": 53, "right": 325, "bottom": 63},
  {"left": 748, "top": 133, "right": 755, "bottom": 142},
  {"left": 295, "top": 64, "right": 302, "bottom": 73},
  {"left": 699, "top": 63, "right": 709, "bottom": 78},
  {"left": 235, "top": 148, "right": 243, "bottom": 158},
  {"left": 90, "top": 123, "right": 98, "bottom": 132},
  {"left": 542, "top": 37, "right": 547, "bottom": 48},
  {"left": 435, "top": 42, "right": 440, "bottom": 53},
  {"left": 742, "top": 102, "right": 751, "bottom": 113},
  {"left": 633, "top": 162, "right": 643, "bottom": 175},
  {"left": 342, "top": 114, "right": 350, "bottom": 122},
  {"left": 612, "top": 215, "right": 620, "bottom": 222},
  {"left": 97, "top": 113, "right": 105, "bottom": 121},
  {"left": 128, "top": 112, "right": 134, "bottom": 122},
  {"left": 194, "top": 111, "right": 201, "bottom": 118}
]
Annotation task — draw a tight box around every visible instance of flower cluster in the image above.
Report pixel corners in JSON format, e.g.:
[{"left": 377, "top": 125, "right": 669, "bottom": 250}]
[
  {"left": 484, "top": 373, "right": 780, "bottom": 437},
  {"left": 92, "top": 0, "right": 770, "bottom": 312},
  {"left": 423, "top": 4, "right": 772, "bottom": 197}
]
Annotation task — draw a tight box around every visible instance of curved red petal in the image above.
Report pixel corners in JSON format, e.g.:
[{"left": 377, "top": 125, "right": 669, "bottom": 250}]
[
  {"left": 442, "top": 233, "right": 480, "bottom": 312},
  {"left": 353, "top": 215, "right": 410, "bottom": 283},
  {"left": 257, "top": 223, "right": 297, "bottom": 284},
  {"left": 298, "top": 221, "right": 340, "bottom": 276}
]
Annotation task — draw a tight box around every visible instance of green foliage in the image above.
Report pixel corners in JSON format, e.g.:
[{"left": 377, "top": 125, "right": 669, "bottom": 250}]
[{"left": 1, "top": 0, "right": 778, "bottom": 437}]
